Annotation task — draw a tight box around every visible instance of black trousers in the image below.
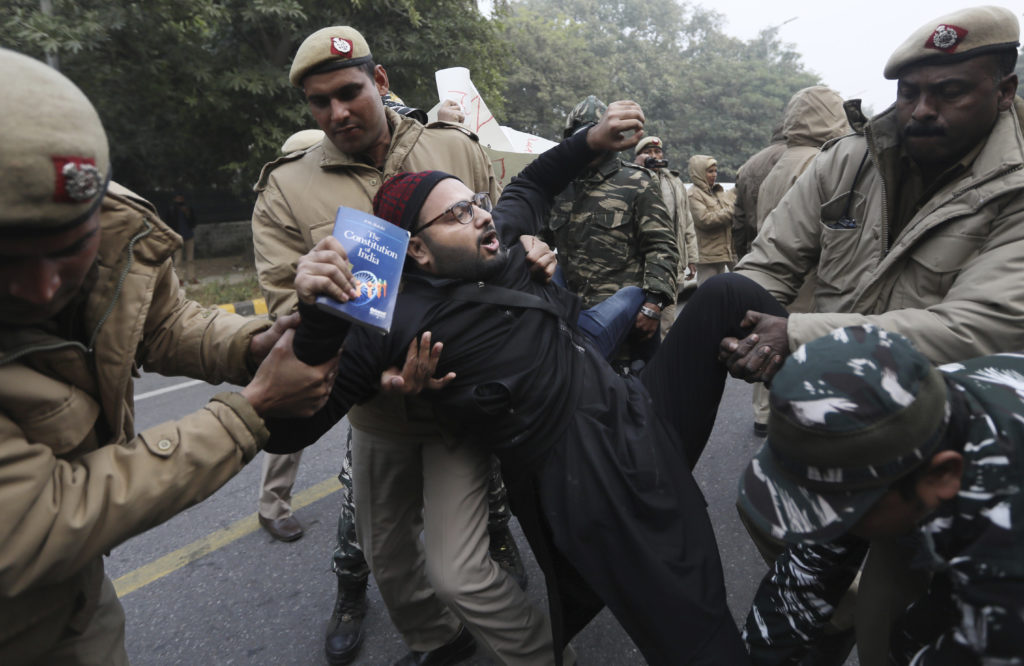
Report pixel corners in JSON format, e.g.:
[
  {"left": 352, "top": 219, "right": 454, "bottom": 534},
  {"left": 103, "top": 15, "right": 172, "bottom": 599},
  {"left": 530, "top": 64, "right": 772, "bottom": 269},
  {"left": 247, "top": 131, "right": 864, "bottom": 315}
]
[{"left": 641, "top": 272, "right": 789, "bottom": 467}]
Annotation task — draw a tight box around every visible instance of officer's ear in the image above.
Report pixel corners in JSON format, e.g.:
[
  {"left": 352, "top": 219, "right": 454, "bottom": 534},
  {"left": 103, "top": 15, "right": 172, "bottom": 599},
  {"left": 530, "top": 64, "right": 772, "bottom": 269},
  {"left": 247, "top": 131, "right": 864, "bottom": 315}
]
[
  {"left": 917, "top": 450, "right": 964, "bottom": 508},
  {"left": 373, "top": 65, "right": 389, "bottom": 97}
]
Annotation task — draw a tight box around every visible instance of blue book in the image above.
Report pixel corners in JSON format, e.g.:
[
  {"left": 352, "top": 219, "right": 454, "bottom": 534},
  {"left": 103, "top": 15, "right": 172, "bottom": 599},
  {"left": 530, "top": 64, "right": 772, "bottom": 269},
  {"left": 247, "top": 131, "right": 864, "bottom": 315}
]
[{"left": 314, "top": 206, "right": 410, "bottom": 335}]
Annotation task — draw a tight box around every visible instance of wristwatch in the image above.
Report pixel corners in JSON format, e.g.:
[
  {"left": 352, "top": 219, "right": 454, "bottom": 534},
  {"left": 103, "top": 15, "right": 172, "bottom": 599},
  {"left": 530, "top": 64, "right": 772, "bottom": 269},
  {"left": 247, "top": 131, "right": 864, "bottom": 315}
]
[
  {"left": 639, "top": 306, "right": 660, "bottom": 320},
  {"left": 643, "top": 291, "right": 668, "bottom": 310}
]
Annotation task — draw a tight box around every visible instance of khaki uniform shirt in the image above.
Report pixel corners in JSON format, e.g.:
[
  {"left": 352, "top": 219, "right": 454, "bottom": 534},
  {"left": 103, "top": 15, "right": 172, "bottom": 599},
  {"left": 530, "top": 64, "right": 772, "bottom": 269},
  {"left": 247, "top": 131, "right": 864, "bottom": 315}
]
[
  {"left": 251, "top": 108, "right": 499, "bottom": 435},
  {"left": 0, "top": 184, "right": 268, "bottom": 662}
]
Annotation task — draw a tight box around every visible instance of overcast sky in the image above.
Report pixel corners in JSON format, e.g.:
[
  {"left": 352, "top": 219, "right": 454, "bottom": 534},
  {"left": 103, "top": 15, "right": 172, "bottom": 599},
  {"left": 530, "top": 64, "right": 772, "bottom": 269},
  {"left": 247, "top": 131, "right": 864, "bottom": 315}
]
[{"left": 701, "top": 1, "right": 1023, "bottom": 114}]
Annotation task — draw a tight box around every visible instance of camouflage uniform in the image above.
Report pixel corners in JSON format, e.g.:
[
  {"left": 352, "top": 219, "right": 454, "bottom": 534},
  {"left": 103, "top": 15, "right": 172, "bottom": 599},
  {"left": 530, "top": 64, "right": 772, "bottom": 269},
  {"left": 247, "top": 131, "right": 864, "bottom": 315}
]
[
  {"left": 739, "top": 326, "right": 1024, "bottom": 664},
  {"left": 545, "top": 98, "right": 676, "bottom": 314}
]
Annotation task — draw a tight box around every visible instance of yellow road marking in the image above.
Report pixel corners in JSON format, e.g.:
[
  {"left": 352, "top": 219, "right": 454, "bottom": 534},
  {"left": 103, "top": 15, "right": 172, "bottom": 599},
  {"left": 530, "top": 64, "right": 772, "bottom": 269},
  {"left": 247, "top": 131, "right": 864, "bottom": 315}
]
[
  {"left": 253, "top": 298, "right": 268, "bottom": 315},
  {"left": 114, "top": 476, "right": 340, "bottom": 598},
  {"left": 216, "top": 303, "right": 236, "bottom": 313}
]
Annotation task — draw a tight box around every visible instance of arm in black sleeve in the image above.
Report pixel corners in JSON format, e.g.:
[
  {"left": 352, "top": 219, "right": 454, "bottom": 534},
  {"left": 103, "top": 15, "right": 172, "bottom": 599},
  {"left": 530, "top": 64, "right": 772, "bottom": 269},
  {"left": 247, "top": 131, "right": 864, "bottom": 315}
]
[
  {"left": 293, "top": 300, "right": 352, "bottom": 365},
  {"left": 265, "top": 323, "right": 383, "bottom": 453},
  {"left": 495, "top": 128, "right": 600, "bottom": 245}
]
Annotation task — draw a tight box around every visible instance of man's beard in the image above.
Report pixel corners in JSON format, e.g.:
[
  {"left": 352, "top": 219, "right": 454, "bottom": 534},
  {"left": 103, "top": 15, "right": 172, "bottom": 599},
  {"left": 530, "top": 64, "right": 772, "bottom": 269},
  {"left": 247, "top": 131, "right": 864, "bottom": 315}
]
[{"left": 425, "top": 238, "right": 509, "bottom": 282}]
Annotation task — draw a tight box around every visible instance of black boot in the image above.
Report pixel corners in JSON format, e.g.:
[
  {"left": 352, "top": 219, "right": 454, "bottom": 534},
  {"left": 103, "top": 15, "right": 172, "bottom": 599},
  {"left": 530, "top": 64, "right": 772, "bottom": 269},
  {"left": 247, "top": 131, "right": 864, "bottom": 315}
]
[
  {"left": 325, "top": 577, "right": 368, "bottom": 665},
  {"left": 489, "top": 525, "right": 528, "bottom": 591},
  {"left": 393, "top": 625, "right": 476, "bottom": 666}
]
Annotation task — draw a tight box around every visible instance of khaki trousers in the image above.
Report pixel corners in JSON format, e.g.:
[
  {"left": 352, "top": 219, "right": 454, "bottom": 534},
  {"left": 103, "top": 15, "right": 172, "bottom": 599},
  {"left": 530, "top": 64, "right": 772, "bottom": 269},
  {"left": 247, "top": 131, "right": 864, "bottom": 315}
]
[
  {"left": 44, "top": 576, "right": 128, "bottom": 666},
  {"left": 696, "top": 261, "right": 733, "bottom": 287},
  {"left": 351, "top": 427, "right": 562, "bottom": 664},
  {"left": 752, "top": 382, "right": 770, "bottom": 426},
  {"left": 258, "top": 451, "right": 302, "bottom": 520}
]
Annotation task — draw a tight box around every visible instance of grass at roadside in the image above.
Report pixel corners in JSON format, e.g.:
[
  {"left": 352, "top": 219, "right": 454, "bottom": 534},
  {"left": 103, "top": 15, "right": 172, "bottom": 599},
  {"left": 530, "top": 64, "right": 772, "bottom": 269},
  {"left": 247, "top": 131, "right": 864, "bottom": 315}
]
[{"left": 185, "top": 274, "right": 262, "bottom": 307}]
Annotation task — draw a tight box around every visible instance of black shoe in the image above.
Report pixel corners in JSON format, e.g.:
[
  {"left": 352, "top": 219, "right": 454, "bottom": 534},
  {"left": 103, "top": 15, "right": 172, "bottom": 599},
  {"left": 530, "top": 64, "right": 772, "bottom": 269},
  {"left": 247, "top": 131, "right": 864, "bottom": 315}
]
[
  {"left": 393, "top": 626, "right": 476, "bottom": 666},
  {"left": 258, "top": 514, "right": 304, "bottom": 542},
  {"left": 489, "top": 525, "right": 528, "bottom": 590},
  {"left": 325, "top": 578, "right": 368, "bottom": 665},
  {"left": 753, "top": 422, "right": 768, "bottom": 438}
]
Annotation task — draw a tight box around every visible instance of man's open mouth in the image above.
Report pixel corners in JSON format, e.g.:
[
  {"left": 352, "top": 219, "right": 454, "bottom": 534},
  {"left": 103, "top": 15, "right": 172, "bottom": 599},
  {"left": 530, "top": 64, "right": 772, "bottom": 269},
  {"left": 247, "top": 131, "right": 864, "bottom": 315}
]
[{"left": 480, "top": 228, "right": 500, "bottom": 253}]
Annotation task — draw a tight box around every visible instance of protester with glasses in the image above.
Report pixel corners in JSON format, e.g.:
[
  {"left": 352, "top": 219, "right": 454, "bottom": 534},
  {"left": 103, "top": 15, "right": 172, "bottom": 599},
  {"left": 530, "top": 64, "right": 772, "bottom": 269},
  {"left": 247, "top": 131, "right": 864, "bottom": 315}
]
[{"left": 267, "top": 101, "right": 751, "bottom": 666}]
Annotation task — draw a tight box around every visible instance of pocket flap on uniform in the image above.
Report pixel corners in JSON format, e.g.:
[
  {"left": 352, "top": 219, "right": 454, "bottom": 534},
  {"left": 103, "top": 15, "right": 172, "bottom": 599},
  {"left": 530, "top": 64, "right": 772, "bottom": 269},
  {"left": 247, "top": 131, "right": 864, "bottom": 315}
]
[
  {"left": 310, "top": 218, "right": 337, "bottom": 245},
  {"left": 0, "top": 366, "right": 100, "bottom": 456},
  {"left": 908, "top": 232, "right": 984, "bottom": 273}
]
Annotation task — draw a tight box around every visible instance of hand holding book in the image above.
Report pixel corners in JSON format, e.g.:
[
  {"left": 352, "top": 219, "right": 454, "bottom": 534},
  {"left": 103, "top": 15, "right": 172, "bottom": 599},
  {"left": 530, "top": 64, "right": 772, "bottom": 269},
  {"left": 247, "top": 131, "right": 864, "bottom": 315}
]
[{"left": 295, "top": 235, "right": 361, "bottom": 306}]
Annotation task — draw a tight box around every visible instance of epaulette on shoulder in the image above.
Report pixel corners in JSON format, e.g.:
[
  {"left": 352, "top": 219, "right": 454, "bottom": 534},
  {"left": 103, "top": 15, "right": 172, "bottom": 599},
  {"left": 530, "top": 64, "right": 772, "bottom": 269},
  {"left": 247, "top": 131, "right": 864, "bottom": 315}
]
[
  {"left": 254, "top": 148, "right": 313, "bottom": 192},
  {"left": 105, "top": 181, "right": 158, "bottom": 216},
  {"left": 621, "top": 160, "right": 656, "bottom": 179},
  {"left": 424, "top": 122, "right": 480, "bottom": 142},
  {"left": 821, "top": 132, "right": 859, "bottom": 153}
]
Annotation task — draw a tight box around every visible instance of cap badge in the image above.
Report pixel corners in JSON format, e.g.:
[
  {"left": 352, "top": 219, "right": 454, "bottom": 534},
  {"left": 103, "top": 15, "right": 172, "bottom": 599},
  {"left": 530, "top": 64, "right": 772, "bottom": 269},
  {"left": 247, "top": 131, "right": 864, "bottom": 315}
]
[
  {"left": 52, "top": 157, "right": 101, "bottom": 203},
  {"left": 330, "top": 37, "right": 353, "bottom": 58},
  {"left": 925, "top": 24, "right": 967, "bottom": 53}
]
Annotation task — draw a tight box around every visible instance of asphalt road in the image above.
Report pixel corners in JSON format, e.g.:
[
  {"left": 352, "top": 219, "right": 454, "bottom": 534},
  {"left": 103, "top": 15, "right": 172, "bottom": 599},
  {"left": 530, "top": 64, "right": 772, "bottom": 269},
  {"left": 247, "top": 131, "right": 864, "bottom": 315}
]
[{"left": 110, "top": 371, "right": 830, "bottom": 665}]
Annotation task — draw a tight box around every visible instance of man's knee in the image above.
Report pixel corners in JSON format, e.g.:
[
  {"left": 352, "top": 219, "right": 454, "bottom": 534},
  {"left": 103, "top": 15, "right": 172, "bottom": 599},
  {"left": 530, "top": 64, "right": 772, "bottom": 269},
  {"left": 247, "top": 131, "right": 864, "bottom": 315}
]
[{"left": 425, "top": 553, "right": 499, "bottom": 608}]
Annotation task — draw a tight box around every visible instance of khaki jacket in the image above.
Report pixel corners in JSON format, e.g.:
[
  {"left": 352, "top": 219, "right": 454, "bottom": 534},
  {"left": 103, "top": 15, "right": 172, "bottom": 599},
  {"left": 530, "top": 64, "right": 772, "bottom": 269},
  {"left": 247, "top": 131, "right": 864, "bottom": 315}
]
[
  {"left": 251, "top": 107, "right": 498, "bottom": 436},
  {"left": 252, "top": 108, "right": 499, "bottom": 316},
  {"left": 656, "top": 167, "right": 698, "bottom": 279},
  {"left": 756, "top": 86, "right": 850, "bottom": 226},
  {"left": 687, "top": 155, "right": 736, "bottom": 264},
  {"left": 733, "top": 140, "right": 785, "bottom": 257},
  {"left": 737, "top": 101, "right": 1024, "bottom": 361},
  {"left": 0, "top": 183, "right": 269, "bottom": 662}
]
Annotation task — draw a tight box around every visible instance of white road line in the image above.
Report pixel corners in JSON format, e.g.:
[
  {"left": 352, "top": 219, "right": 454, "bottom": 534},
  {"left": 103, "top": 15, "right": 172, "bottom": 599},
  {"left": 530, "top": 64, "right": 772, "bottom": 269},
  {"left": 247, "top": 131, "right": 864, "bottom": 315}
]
[{"left": 134, "top": 379, "right": 206, "bottom": 402}]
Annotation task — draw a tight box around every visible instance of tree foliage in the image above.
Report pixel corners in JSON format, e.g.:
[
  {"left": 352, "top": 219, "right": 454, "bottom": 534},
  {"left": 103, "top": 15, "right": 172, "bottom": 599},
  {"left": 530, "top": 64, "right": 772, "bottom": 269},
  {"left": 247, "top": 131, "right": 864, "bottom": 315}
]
[
  {"left": 500, "top": 0, "right": 820, "bottom": 179},
  {"left": 1, "top": 0, "right": 824, "bottom": 208},
  {"left": 1, "top": 0, "right": 505, "bottom": 201}
]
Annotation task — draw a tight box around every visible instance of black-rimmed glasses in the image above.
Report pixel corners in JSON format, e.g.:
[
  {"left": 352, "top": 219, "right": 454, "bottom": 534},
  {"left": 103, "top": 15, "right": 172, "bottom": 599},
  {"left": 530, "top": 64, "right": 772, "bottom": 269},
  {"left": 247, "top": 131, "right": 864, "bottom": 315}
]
[{"left": 412, "top": 192, "right": 492, "bottom": 236}]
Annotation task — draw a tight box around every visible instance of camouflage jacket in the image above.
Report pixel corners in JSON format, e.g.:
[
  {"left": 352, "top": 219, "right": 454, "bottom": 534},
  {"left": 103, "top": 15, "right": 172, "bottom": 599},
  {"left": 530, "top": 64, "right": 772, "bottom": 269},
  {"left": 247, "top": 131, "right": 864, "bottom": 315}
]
[
  {"left": 745, "top": 353, "right": 1024, "bottom": 665},
  {"left": 545, "top": 154, "right": 677, "bottom": 309}
]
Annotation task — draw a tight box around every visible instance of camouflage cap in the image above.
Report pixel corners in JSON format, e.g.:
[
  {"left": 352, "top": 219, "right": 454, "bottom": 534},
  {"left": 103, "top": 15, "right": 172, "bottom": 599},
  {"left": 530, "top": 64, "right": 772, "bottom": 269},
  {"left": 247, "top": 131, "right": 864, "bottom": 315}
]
[
  {"left": 634, "top": 136, "right": 663, "bottom": 156},
  {"left": 883, "top": 6, "right": 1020, "bottom": 80},
  {"left": 289, "top": 26, "right": 373, "bottom": 88},
  {"left": 563, "top": 95, "right": 607, "bottom": 139},
  {"left": 0, "top": 48, "right": 110, "bottom": 232},
  {"left": 738, "top": 325, "right": 951, "bottom": 545}
]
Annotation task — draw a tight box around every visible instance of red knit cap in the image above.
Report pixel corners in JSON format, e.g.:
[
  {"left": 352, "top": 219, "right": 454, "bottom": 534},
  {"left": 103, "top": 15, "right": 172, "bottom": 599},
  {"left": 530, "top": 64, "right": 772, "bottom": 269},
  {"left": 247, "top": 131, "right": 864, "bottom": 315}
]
[{"left": 372, "top": 170, "right": 458, "bottom": 232}]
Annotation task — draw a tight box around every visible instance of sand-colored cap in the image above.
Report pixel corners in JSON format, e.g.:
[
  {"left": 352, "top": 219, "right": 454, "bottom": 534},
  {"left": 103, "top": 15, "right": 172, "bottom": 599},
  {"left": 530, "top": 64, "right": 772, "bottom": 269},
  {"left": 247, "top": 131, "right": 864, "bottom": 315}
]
[
  {"left": 289, "top": 26, "right": 373, "bottom": 88},
  {"left": 634, "top": 136, "right": 663, "bottom": 156},
  {"left": 0, "top": 48, "right": 109, "bottom": 231},
  {"left": 884, "top": 5, "right": 1020, "bottom": 79},
  {"left": 281, "top": 129, "right": 325, "bottom": 154}
]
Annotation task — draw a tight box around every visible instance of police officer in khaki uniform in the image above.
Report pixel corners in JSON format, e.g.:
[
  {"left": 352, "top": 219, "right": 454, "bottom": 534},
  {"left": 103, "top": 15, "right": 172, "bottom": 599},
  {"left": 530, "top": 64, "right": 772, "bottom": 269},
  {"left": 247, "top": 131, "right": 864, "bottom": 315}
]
[
  {"left": 251, "top": 26, "right": 551, "bottom": 666},
  {"left": 633, "top": 136, "right": 697, "bottom": 337},
  {"left": 0, "top": 47, "right": 333, "bottom": 666}
]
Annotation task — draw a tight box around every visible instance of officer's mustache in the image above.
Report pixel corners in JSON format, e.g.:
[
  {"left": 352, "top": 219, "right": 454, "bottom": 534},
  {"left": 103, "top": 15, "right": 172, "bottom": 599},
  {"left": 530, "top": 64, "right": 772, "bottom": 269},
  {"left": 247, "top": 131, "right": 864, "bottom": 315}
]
[{"left": 903, "top": 123, "right": 946, "bottom": 138}]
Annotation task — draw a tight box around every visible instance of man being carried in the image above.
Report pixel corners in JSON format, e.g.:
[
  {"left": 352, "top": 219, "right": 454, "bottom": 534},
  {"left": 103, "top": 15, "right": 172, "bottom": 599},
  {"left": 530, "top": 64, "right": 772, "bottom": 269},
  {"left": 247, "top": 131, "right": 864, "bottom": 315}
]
[{"left": 270, "top": 102, "right": 749, "bottom": 666}]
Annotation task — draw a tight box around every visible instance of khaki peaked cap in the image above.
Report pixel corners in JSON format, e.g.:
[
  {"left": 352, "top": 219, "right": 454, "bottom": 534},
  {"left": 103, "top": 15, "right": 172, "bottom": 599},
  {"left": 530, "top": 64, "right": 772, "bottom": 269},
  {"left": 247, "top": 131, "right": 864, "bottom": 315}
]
[
  {"left": 289, "top": 26, "right": 373, "bottom": 88},
  {"left": 884, "top": 5, "right": 1020, "bottom": 79},
  {"left": 635, "top": 136, "right": 663, "bottom": 156},
  {"left": 0, "top": 48, "right": 109, "bottom": 230}
]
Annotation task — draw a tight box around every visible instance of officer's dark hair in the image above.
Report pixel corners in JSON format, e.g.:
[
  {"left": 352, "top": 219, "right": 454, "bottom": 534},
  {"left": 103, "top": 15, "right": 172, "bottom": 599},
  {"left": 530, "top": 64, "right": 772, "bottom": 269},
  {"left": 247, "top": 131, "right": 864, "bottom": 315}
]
[
  {"left": 990, "top": 48, "right": 1018, "bottom": 82},
  {"left": 357, "top": 60, "right": 378, "bottom": 82}
]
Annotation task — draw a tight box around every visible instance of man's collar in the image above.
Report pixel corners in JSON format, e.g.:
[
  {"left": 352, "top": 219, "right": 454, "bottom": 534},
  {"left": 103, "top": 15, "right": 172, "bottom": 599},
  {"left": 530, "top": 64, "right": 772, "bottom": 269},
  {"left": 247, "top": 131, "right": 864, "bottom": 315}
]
[
  {"left": 318, "top": 107, "right": 413, "bottom": 169},
  {"left": 581, "top": 153, "right": 621, "bottom": 181}
]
